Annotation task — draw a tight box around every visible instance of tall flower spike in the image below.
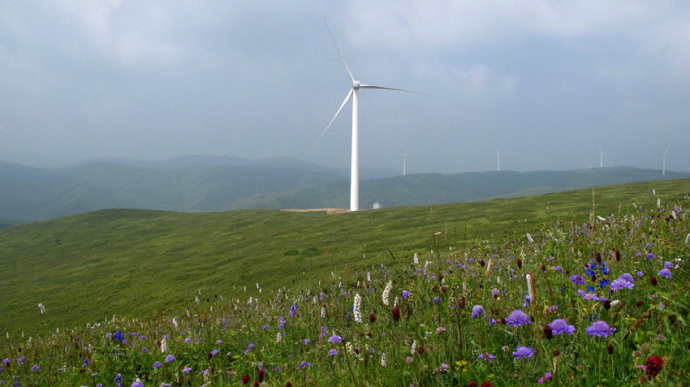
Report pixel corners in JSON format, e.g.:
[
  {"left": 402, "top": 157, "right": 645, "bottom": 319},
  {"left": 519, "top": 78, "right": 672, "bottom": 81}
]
[
  {"left": 382, "top": 280, "right": 393, "bottom": 306},
  {"left": 526, "top": 274, "right": 536, "bottom": 304},
  {"left": 353, "top": 293, "right": 362, "bottom": 323}
]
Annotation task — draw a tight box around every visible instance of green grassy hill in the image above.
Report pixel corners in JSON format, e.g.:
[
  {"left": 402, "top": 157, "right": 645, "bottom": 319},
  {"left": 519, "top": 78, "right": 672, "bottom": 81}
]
[
  {"left": 235, "top": 167, "right": 688, "bottom": 209},
  {"left": 1, "top": 178, "right": 688, "bottom": 337}
]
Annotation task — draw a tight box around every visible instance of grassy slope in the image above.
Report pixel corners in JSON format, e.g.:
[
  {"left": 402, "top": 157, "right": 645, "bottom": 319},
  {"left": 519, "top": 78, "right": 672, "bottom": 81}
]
[
  {"left": 233, "top": 167, "right": 687, "bottom": 209},
  {"left": 1, "top": 179, "right": 688, "bottom": 336}
]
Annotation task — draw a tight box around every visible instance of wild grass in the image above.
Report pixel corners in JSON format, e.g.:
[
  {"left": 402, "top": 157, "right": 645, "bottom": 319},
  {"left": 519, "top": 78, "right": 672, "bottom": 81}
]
[{"left": 0, "top": 179, "right": 689, "bottom": 386}]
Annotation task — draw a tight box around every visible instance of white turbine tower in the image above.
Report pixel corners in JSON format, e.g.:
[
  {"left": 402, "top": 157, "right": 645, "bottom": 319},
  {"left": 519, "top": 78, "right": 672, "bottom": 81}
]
[
  {"left": 599, "top": 149, "right": 606, "bottom": 168},
  {"left": 314, "top": 18, "right": 422, "bottom": 211},
  {"left": 496, "top": 149, "right": 501, "bottom": 171},
  {"left": 661, "top": 146, "right": 669, "bottom": 175},
  {"left": 403, "top": 149, "right": 410, "bottom": 176}
]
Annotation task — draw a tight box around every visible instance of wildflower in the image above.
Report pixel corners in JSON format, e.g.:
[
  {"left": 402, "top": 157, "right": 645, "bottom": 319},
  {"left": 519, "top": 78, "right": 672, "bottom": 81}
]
[
  {"left": 132, "top": 381, "right": 144, "bottom": 387},
  {"left": 382, "top": 280, "right": 393, "bottom": 306},
  {"left": 160, "top": 337, "right": 167, "bottom": 353},
  {"left": 392, "top": 306, "right": 400, "bottom": 321},
  {"left": 432, "top": 297, "right": 440, "bottom": 304},
  {"left": 165, "top": 354, "right": 175, "bottom": 363},
  {"left": 369, "top": 313, "right": 376, "bottom": 323},
  {"left": 31, "top": 364, "right": 39, "bottom": 372},
  {"left": 610, "top": 278, "right": 634, "bottom": 291},
  {"left": 406, "top": 356, "right": 413, "bottom": 364},
  {"left": 664, "top": 261, "right": 673, "bottom": 269},
  {"left": 152, "top": 360, "right": 163, "bottom": 369},
  {"left": 37, "top": 303, "right": 45, "bottom": 314},
  {"left": 478, "top": 353, "right": 496, "bottom": 362},
  {"left": 586, "top": 321, "right": 616, "bottom": 337},
  {"left": 526, "top": 274, "right": 536, "bottom": 304},
  {"left": 380, "top": 353, "right": 386, "bottom": 367},
  {"left": 182, "top": 367, "right": 191, "bottom": 373},
  {"left": 538, "top": 372, "right": 553, "bottom": 383},
  {"left": 468, "top": 382, "right": 478, "bottom": 387},
  {"left": 276, "top": 332, "right": 282, "bottom": 343},
  {"left": 327, "top": 349, "right": 339, "bottom": 357},
  {"left": 607, "top": 344, "right": 614, "bottom": 354},
  {"left": 353, "top": 293, "right": 362, "bottom": 323},
  {"left": 432, "top": 363, "right": 449, "bottom": 374},
  {"left": 303, "top": 338, "right": 310, "bottom": 345},
  {"left": 481, "top": 382, "right": 492, "bottom": 387},
  {"left": 258, "top": 369, "right": 265, "bottom": 383},
  {"left": 402, "top": 291, "right": 411, "bottom": 299},
  {"left": 471, "top": 305, "right": 485, "bottom": 319},
  {"left": 657, "top": 268, "right": 672, "bottom": 278},
  {"left": 242, "top": 375, "right": 249, "bottom": 384},
  {"left": 650, "top": 276, "right": 658, "bottom": 286},
  {"left": 645, "top": 355, "right": 663, "bottom": 378},
  {"left": 436, "top": 326, "right": 446, "bottom": 334},
  {"left": 410, "top": 340, "right": 417, "bottom": 355},
  {"left": 512, "top": 346, "right": 535, "bottom": 359},
  {"left": 328, "top": 335, "right": 342, "bottom": 343},
  {"left": 543, "top": 325, "right": 553, "bottom": 339},
  {"left": 296, "top": 361, "right": 311, "bottom": 370},
  {"left": 17, "top": 356, "right": 25, "bottom": 365},
  {"left": 505, "top": 310, "right": 531, "bottom": 328}
]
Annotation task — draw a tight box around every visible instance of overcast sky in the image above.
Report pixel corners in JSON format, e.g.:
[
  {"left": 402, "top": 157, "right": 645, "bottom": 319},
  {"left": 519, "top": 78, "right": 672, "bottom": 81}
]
[{"left": 0, "top": 0, "right": 688, "bottom": 174}]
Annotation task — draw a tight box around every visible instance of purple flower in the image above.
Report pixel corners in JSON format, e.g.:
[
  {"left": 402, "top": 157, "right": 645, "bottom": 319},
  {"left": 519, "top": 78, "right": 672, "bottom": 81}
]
[
  {"left": 402, "top": 291, "right": 411, "bottom": 299},
  {"left": 303, "top": 339, "right": 310, "bottom": 345},
  {"left": 491, "top": 288, "right": 499, "bottom": 297},
  {"left": 131, "top": 382, "right": 144, "bottom": 387},
  {"left": 512, "top": 346, "right": 535, "bottom": 359},
  {"left": 164, "top": 354, "right": 175, "bottom": 363},
  {"left": 471, "top": 305, "right": 485, "bottom": 319},
  {"left": 636, "top": 271, "right": 644, "bottom": 277},
  {"left": 296, "top": 361, "right": 311, "bottom": 370},
  {"left": 570, "top": 275, "right": 585, "bottom": 285},
  {"left": 328, "top": 335, "right": 342, "bottom": 343},
  {"left": 610, "top": 278, "right": 634, "bottom": 291},
  {"left": 327, "top": 349, "right": 339, "bottom": 356},
  {"left": 619, "top": 273, "right": 635, "bottom": 283},
  {"left": 210, "top": 349, "right": 219, "bottom": 357},
  {"left": 586, "top": 320, "right": 616, "bottom": 337},
  {"left": 215, "top": 339, "right": 223, "bottom": 345},
  {"left": 549, "top": 319, "right": 575, "bottom": 335},
  {"left": 657, "top": 268, "right": 672, "bottom": 278},
  {"left": 664, "top": 261, "right": 673, "bottom": 269},
  {"left": 406, "top": 356, "right": 413, "bottom": 364},
  {"left": 262, "top": 324, "right": 270, "bottom": 331},
  {"left": 478, "top": 352, "right": 496, "bottom": 362},
  {"left": 432, "top": 297, "right": 440, "bottom": 304},
  {"left": 505, "top": 310, "right": 532, "bottom": 328},
  {"left": 182, "top": 367, "right": 192, "bottom": 373},
  {"left": 31, "top": 364, "right": 39, "bottom": 372},
  {"left": 152, "top": 361, "right": 163, "bottom": 369},
  {"left": 17, "top": 356, "right": 25, "bottom": 365}
]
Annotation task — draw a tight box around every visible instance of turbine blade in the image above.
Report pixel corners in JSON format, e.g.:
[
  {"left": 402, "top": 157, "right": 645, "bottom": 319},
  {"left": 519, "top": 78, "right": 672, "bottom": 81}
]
[
  {"left": 359, "top": 84, "right": 429, "bottom": 96},
  {"left": 323, "top": 16, "right": 355, "bottom": 83},
  {"left": 313, "top": 89, "right": 353, "bottom": 148}
]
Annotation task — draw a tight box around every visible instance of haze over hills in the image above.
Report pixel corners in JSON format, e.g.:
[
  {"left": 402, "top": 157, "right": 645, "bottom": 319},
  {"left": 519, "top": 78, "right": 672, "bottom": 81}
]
[{"left": 0, "top": 156, "right": 686, "bottom": 223}]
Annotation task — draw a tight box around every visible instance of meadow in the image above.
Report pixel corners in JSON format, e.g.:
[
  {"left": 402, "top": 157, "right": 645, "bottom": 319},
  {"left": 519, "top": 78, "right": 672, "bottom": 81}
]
[{"left": 0, "top": 179, "right": 689, "bottom": 386}]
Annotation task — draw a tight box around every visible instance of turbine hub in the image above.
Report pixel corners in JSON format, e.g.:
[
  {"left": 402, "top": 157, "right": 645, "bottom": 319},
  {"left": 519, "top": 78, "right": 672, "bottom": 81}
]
[{"left": 352, "top": 80, "right": 360, "bottom": 89}]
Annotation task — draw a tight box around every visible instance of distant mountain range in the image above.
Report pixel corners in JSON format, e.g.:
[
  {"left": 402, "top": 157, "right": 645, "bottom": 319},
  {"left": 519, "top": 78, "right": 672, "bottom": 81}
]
[{"left": 0, "top": 156, "right": 686, "bottom": 223}]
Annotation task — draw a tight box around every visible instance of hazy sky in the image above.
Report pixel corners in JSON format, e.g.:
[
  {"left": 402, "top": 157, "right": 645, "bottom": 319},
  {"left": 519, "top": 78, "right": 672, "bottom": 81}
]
[{"left": 1, "top": 1, "right": 688, "bottom": 174}]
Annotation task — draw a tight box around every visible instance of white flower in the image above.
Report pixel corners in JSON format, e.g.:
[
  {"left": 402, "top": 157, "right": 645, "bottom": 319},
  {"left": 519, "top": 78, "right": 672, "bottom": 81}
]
[
  {"left": 382, "top": 280, "right": 393, "bottom": 306},
  {"left": 526, "top": 233, "right": 534, "bottom": 243},
  {"left": 367, "top": 272, "right": 371, "bottom": 282},
  {"left": 172, "top": 317, "right": 178, "bottom": 329},
  {"left": 410, "top": 340, "right": 417, "bottom": 355},
  {"left": 38, "top": 303, "right": 45, "bottom": 314},
  {"left": 320, "top": 306, "right": 326, "bottom": 318},
  {"left": 276, "top": 332, "right": 282, "bottom": 343},
  {"left": 413, "top": 253, "right": 419, "bottom": 265},
  {"left": 160, "top": 337, "right": 168, "bottom": 353},
  {"left": 353, "top": 293, "right": 362, "bottom": 323},
  {"left": 195, "top": 296, "right": 200, "bottom": 305},
  {"left": 380, "top": 352, "right": 387, "bottom": 367},
  {"left": 526, "top": 274, "right": 536, "bottom": 304}
]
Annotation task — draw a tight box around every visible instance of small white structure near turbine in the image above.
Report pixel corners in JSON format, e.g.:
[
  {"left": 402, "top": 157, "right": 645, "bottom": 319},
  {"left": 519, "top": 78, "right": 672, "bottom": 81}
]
[{"left": 314, "top": 18, "right": 422, "bottom": 211}]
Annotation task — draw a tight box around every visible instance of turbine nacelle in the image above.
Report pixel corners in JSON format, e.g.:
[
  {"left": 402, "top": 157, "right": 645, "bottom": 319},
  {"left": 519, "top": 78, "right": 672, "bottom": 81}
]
[{"left": 352, "top": 80, "right": 361, "bottom": 88}]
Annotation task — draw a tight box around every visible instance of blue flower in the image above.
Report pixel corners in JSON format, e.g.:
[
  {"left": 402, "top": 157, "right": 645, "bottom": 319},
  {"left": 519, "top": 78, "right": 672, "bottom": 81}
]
[
  {"left": 505, "top": 310, "right": 531, "bottom": 328},
  {"left": 471, "top": 305, "right": 485, "bottom": 319},
  {"left": 586, "top": 321, "right": 615, "bottom": 337},
  {"left": 658, "top": 268, "right": 672, "bottom": 278},
  {"left": 512, "top": 346, "right": 535, "bottom": 359}
]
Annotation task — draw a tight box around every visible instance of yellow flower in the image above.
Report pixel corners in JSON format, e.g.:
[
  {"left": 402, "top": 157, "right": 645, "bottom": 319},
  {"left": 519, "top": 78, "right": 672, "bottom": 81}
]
[{"left": 583, "top": 307, "right": 588, "bottom": 312}]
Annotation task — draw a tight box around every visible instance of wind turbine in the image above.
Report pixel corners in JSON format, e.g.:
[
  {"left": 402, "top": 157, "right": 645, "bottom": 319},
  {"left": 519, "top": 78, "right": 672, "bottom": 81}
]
[
  {"left": 403, "top": 149, "right": 410, "bottom": 176},
  {"left": 314, "top": 18, "right": 422, "bottom": 211},
  {"left": 496, "top": 149, "right": 501, "bottom": 171},
  {"left": 658, "top": 146, "right": 669, "bottom": 175},
  {"left": 599, "top": 148, "right": 606, "bottom": 168}
]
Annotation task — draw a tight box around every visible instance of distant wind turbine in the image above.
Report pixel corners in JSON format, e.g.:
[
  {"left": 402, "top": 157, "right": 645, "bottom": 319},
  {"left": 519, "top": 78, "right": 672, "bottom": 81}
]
[
  {"left": 313, "top": 17, "right": 424, "bottom": 211},
  {"left": 403, "top": 149, "right": 410, "bottom": 176},
  {"left": 496, "top": 149, "right": 501, "bottom": 171},
  {"left": 599, "top": 148, "right": 606, "bottom": 168},
  {"left": 657, "top": 146, "right": 670, "bottom": 175}
]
